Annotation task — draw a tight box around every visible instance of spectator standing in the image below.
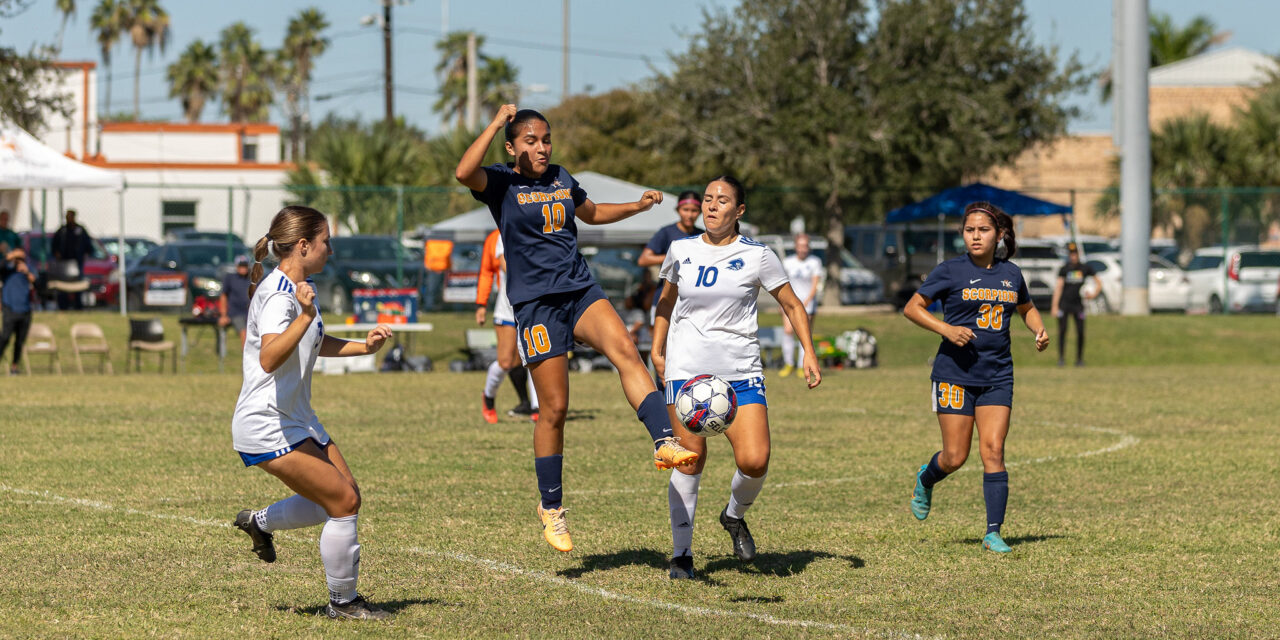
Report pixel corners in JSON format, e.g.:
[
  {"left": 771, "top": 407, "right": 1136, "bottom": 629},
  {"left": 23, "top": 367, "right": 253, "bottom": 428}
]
[
  {"left": 0, "top": 248, "right": 37, "bottom": 375},
  {"left": 51, "top": 209, "right": 92, "bottom": 310},
  {"left": 1049, "top": 243, "right": 1102, "bottom": 367},
  {"left": 220, "top": 255, "right": 254, "bottom": 349},
  {"left": 0, "top": 210, "right": 19, "bottom": 253},
  {"left": 779, "top": 233, "right": 823, "bottom": 378}
]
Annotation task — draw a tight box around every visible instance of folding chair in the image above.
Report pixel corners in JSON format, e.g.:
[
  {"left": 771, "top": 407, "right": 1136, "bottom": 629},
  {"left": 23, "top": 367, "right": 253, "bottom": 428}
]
[
  {"left": 70, "top": 322, "right": 114, "bottom": 374},
  {"left": 22, "top": 322, "right": 62, "bottom": 374},
  {"left": 128, "top": 317, "right": 177, "bottom": 373}
]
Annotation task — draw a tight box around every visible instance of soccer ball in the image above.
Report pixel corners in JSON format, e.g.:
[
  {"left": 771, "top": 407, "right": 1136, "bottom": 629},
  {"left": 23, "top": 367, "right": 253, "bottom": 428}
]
[{"left": 675, "top": 374, "right": 738, "bottom": 436}]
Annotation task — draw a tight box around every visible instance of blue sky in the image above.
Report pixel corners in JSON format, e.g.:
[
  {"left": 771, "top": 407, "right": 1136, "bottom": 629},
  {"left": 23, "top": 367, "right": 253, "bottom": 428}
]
[{"left": 4, "top": 0, "right": 1277, "bottom": 134}]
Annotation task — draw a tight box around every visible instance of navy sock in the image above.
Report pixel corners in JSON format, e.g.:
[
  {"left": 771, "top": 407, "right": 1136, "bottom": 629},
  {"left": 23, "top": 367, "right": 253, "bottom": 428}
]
[
  {"left": 983, "top": 471, "right": 1009, "bottom": 534},
  {"left": 534, "top": 454, "right": 564, "bottom": 510},
  {"left": 508, "top": 366, "right": 530, "bottom": 404},
  {"left": 637, "top": 391, "right": 673, "bottom": 443},
  {"left": 919, "top": 452, "right": 950, "bottom": 489}
]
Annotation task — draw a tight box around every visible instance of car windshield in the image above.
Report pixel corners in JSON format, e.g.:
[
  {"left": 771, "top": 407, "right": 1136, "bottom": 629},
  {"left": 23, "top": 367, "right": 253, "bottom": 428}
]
[
  {"left": 332, "top": 237, "right": 412, "bottom": 262},
  {"left": 179, "top": 245, "right": 240, "bottom": 267},
  {"left": 1017, "top": 245, "right": 1060, "bottom": 260},
  {"left": 1086, "top": 260, "right": 1108, "bottom": 273},
  {"left": 1240, "top": 252, "right": 1280, "bottom": 268},
  {"left": 903, "top": 230, "right": 964, "bottom": 256},
  {"left": 451, "top": 243, "right": 483, "bottom": 272},
  {"left": 1187, "top": 255, "right": 1223, "bottom": 270}
]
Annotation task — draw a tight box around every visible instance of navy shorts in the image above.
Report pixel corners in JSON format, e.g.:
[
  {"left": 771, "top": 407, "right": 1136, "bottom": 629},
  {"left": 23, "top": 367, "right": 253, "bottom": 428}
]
[
  {"left": 931, "top": 380, "right": 1013, "bottom": 416},
  {"left": 513, "top": 283, "right": 608, "bottom": 365},
  {"left": 665, "top": 376, "right": 767, "bottom": 408}
]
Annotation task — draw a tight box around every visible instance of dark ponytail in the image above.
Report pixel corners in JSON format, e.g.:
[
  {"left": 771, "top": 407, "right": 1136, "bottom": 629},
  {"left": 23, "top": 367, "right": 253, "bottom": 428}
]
[
  {"left": 707, "top": 174, "right": 746, "bottom": 234},
  {"left": 962, "top": 201, "right": 1016, "bottom": 259},
  {"left": 247, "top": 205, "right": 330, "bottom": 298}
]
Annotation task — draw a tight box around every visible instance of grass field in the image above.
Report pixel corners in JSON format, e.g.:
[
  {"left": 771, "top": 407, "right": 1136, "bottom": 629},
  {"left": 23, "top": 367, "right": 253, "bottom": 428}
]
[{"left": 3, "top": 312, "right": 1279, "bottom": 638}]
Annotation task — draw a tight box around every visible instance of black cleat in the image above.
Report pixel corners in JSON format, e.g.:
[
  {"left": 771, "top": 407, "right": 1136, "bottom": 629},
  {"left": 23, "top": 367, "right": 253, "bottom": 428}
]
[
  {"left": 719, "top": 507, "right": 756, "bottom": 562},
  {"left": 507, "top": 401, "right": 534, "bottom": 416},
  {"left": 668, "top": 554, "right": 696, "bottom": 580},
  {"left": 234, "top": 510, "right": 276, "bottom": 563},
  {"left": 326, "top": 594, "right": 391, "bottom": 620}
]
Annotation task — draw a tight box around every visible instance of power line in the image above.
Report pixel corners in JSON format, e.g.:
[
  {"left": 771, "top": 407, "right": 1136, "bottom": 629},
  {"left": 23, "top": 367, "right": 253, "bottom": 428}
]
[{"left": 396, "top": 27, "right": 652, "bottom": 62}]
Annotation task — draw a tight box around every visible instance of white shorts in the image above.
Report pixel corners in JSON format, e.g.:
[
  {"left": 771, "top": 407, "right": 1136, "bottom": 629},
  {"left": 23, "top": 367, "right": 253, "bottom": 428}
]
[
  {"left": 232, "top": 419, "right": 330, "bottom": 459},
  {"left": 494, "top": 289, "right": 515, "bottom": 325}
]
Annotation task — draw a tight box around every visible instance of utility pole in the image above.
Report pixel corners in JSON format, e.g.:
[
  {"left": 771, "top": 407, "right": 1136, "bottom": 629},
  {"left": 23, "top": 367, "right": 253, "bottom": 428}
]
[
  {"left": 466, "top": 31, "right": 478, "bottom": 130},
  {"left": 1119, "top": 0, "right": 1151, "bottom": 315},
  {"left": 383, "top": 0, "right": 394, "bottom": 124},
  {"left": 562, "top": 0, "right": 570, "bottom": 100}
]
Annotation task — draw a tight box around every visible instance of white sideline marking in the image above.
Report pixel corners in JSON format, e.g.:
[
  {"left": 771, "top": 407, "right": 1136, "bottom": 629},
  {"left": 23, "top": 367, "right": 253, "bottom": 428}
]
[{"left": 0, "top": 484, "right": 936, "bottom": 639}]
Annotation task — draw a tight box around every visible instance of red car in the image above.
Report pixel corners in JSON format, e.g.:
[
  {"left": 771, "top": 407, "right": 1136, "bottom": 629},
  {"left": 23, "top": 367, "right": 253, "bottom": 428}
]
[{"left": 19, "top": 231, "right": 120, "bottom": 307}]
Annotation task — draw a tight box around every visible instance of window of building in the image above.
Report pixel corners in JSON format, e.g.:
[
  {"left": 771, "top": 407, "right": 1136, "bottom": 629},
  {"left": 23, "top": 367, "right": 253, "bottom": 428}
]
[
  {"left": 161, "top": 200, "right": 197, "bottom": 236},
  {"left": 241, "top": 136, "right": 259, "bottom": 162}
]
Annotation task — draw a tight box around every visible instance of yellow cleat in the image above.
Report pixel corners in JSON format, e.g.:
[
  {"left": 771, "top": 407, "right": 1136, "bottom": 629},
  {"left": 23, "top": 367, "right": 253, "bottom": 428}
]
[
  {"left": 778, "top": 365, "right": 794, "bottom": 378},
  {"left": 654, "top": 437, "right": 699, "bottom": 470},
  {"left": 537, "top": 503, "right": 573, "bottom": 552}
]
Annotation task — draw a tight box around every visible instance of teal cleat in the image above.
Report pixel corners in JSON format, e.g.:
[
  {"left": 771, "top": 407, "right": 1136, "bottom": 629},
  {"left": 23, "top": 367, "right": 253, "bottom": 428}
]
[
  {"left": 910, "top": 464, "right": 932, "bottom": 521},
  {"left": 982, "top": 532, "right": 1012, "bottom": 553}
]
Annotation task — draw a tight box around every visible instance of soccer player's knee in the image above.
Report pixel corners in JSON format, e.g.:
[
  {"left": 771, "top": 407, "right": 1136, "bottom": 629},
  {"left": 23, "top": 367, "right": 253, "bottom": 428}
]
[
  {"left": 328, "top": 485, "right": 361, "bottom": 517},
  {"left": 736, "top": 451, "right": 770, "bottom": 477},
  {"left": 940, "top": 450, "right": 968, "bottom": 471},
  {"left": 980, "top": 441, "right": 1005, "bottom": 464},
  {"left": 497, "top": 353, "right": 518, "bottom": 370}
]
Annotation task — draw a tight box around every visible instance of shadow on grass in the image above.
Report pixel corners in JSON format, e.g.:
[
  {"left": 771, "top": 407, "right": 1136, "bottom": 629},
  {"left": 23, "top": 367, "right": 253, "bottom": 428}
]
[
  {"left": 703, "top": 550, "right": 864, "bottom": 577},
  {"left": 563, "top": 409, "right": 597, "bottom": 422},
  {"left": 957, "top": 533, "right": 1066, "bottom": 547},
  {"left": 276, "top": 597, "right": 452, "bottom": 617},
  {"left": 557, "top": 548, "right": 667, "bottom": 578}
]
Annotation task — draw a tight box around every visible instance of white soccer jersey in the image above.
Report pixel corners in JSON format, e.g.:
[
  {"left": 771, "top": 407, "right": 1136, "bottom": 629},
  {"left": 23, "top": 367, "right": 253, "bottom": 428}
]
[
  {"left": 783, "top": 253, "right": 823, "bottom": 314},
  {"left": 660, "top": 235, "right": 789, "bottom": 381},
  {"left": 231, "top": 268, "right": 329, "bottom": 454},
  {"left": 493, "top": 235, "right": 514, "bottom": 323}
]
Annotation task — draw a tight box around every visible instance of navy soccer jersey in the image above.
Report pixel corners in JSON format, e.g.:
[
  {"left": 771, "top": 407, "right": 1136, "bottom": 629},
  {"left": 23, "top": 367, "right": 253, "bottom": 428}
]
[
  {"left": 471, "top": 163, "right": 593, "bottom": 305},
  {"left": 916, "top": 255, "right": 1030, "bottom": 386}
]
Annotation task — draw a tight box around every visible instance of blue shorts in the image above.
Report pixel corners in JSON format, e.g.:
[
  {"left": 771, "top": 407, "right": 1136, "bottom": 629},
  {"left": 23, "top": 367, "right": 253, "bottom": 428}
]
[
  {"left": 494, "top": 318, "right": 516, "bottom": 327},
  {"left": 237, "top": 437, "right": 330, "bottom": 467},
  {"left": 665, "top": 376, "right": 767, "bottom": 408},
  {"left": 513, "top": 283, "right": 608, "bottom": 365},
  {"left": 931, "top": 380, "right": 1013, "bottom": 416}
]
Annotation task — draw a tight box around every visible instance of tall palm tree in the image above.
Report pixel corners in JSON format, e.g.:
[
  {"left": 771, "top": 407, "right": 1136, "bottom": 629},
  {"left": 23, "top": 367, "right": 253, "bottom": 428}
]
[
  {"left": 123, "top": 0, "right": 170, "bottom": 119},
  {"left": 1101, "top": 12, "right": 1231, "bottom": 102},
  {"left": 167, "top": 40, "right": 217, "bottom": 122},
  {"left": 54, "top": 0, "right": 77, "bottom": 54},
  {"left": 90, "top": 0, "right": 127, "bottom": 117},
  {"left": 219, "top": 22, "right": 278, "bottom": 122},
  {"left": 480, "top": 56, "right": 519, "bottom": 119},
  {"left": 433, "top": 31, "right": 520, "bottom": 130},
  {"left": 280, "top": 7, "right": 329, "bottom": 161}
]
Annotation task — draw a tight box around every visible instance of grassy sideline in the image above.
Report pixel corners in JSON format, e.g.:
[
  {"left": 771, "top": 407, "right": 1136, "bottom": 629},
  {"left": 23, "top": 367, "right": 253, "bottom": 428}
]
[{"left": 2, "top": 311, "right": 1278, "bottom": 638}]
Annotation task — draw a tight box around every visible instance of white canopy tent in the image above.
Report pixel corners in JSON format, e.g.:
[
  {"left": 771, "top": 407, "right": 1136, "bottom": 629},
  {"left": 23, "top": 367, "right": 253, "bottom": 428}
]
[
  {"left": 430, "top": 171, "right": 683, "bottom": 245},
  {"left": 0, "top": 119, "right": 129, "bottom": 313}
]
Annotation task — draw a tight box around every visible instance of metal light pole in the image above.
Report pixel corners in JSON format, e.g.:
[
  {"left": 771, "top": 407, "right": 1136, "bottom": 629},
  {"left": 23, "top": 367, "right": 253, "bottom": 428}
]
[
  {"left": 383, "top": 0, "right": 394, "bottom": 124},
  {"left": 465, "top": 32, "right": 478, "bottom": 130},
  {"left": 1119, "top": 0, "right": 1151, "bottom": 315},
  {"left": 562, "top": 0, "right": 570, "bottom": 100}
]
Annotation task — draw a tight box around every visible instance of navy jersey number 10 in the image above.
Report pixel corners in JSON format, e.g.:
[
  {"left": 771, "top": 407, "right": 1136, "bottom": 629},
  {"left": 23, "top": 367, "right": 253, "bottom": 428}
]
[{"left": 695, "top": 266, "right": 718, "bottom": 287}]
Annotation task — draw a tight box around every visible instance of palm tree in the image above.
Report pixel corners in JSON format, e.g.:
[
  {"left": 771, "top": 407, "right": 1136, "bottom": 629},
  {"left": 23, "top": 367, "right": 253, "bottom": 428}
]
[
  {"left": 167, "top": 40, "right": 217, "bottom": 122},
  {"left": 433, "top": 31, "right": 521, "bottom": 130},
  {"left": 280, "top": 8, "right": 330, "bottom": 161},
  {"left": 90, "top": 0, "right": 127, "bottom": 117},
  {"left": 219, "top": 22, "right": 278, "bottom": 122},
  {"left": 1101, "top": 12, "right": 1231, "bottom": 102},
  {"left": 54, "top": 0, "right": 77, "bottom": 54},
  {"left": 480, "top": 56, "right": 520, "bottom": 118},
  {"left": 123, "top": 0, "right": 171, "bottom": 119}
]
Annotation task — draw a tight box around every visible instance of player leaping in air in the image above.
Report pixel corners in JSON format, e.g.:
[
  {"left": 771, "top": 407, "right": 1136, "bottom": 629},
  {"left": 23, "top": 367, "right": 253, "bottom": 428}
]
[
  {"left": 902, "top": 201, "right": 1049, "bottom": 553},
  {"left": 456, "top": 104, "right": 698, "bottom": 553}
]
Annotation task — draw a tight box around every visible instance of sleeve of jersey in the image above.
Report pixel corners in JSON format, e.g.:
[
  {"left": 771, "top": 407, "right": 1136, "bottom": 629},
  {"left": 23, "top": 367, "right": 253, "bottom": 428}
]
[
  {"left": 469, "top": 165, "right": 511, "bottom": 205},
  {"left": 916, "top": 262, "right": 952, "bottom": 301},
  {"left": 659, "top": 245, "right": 680, "bottom": 284},
  {"left": 259, "top": 291, "right": 298, "bottom": 336},
  {"left": 759, "top": 248, "right": 790, "bottom": 291},
  {"left": 1017, "top": 276, "right": 1031, "bottom": 305},
  {"left": 568, "top": 172, "right": 588, "bottom": 207}
]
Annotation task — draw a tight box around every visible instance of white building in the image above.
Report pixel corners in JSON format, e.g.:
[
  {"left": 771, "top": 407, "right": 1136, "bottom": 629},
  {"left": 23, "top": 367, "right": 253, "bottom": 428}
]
[{"left": 3, "top": 61, "right": 293, "bottom": 242}]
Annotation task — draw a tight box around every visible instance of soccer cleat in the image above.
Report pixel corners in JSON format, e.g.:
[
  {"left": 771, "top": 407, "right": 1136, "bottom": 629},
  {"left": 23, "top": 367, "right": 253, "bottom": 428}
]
[
  {"left": 530, "top": 411, "right": 540, "bottom": 423},
  {"left": 778, "top": 364, "right": 794, "bottom": 378},
  {"left": 508, "top": 401, "right": 534, "bottom": 417},
  {"left": 910, "top": 464, "right": 932, "bottom": 521},
  {"left": 234, "top": 509, "right": 276, "bottom": 563},
  {"left": 982, "top": 532, "right": 1012, "bottom": 553},
  {"left": 537, "top": 503, "right": 573, "bottom": 552},
  {"left": 719, "top": 507, "right": 757, "bottom": 562},
  {"left": 326, "top": 594, "right": 391, "bottom": 620},
  {"left": 653, "top": 437, "right": 699, "bottom": 470},
  {"left": 668, "top": 554, "right": 696, "bottom": 580},
  {"left": 482, "top": 407, "right": 499, "bottom": 424}
]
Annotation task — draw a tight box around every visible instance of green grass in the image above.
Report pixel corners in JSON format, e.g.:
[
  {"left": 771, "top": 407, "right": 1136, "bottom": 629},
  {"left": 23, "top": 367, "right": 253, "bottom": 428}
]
[{"left": 2, "top": 312, "right": 1279, "bottom": 637}]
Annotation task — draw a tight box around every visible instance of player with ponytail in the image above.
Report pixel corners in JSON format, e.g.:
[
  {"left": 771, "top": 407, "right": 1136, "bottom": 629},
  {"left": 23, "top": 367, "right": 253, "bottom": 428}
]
[{"left": 902, "top": 201, "right": 1048, "bottom": 553}]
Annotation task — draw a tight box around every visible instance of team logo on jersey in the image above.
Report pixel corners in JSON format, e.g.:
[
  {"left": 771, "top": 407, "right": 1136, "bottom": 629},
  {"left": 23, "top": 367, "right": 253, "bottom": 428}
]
[
  {"left": 683, "top": 257, "right": 692, "bottom": 264},
  {"left": 1002, "top": 280, "right": 1013, "bottom": 288},
  {"left": 727, "top": 258, "right": 745, "bottom": 271},
  {"left": 552, "top": 179, "right": 564, "bottom": 188}
]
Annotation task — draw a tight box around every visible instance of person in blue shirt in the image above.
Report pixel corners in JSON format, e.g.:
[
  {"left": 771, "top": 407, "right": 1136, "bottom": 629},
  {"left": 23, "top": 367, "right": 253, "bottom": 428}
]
[
  {"left": 0, "top": 248, "right": 37, "bottom": 375},
  {"left": 902, "top": 202, "right": 1049, "bottom": 554},
  {"left": 637, "top": 190, "right": 703, "bottom": 324},
  {"left": 456, "top": 104, "right": 699, "bottom": 554}
]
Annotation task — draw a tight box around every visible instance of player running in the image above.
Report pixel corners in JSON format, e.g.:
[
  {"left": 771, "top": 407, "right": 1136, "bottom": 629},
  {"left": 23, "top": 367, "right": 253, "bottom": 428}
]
[
  {"left": 456, "top": 104, "right": 698, "bottom": 553},
  {"left": 652, "top": 175, "right": 821, "bottom": 579},
  {"left": 778, "top": 233, "right": 823, "bottom": 378},
  {"left": 476, "top": 228, "right": 539, "bottom": 423},
  {"left": 903, "top": 202, "right": 1049, "bottom": 553},
  {"left": 231, "top": 206, "right": 394, "bottom": 619}
]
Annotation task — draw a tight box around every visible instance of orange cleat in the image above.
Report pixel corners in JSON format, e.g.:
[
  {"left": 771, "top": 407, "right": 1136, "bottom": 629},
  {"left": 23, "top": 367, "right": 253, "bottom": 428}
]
[
  {"left": 653, "top": 437, "right": 699, "bottom": 470},
  {"left": 482, "top": 398, "right": 498, "bottom": 424},
  {"left": 536, "top": 503, "right": 573, "bottom": 552},
  {"left": 530, "top": 411, "right": 540, "bottom": 423}
]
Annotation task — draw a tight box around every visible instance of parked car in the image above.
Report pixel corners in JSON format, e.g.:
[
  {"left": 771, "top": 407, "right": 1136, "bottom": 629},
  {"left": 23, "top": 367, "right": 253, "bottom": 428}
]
[
  {"left": 1040, "top": 234, "right": 1117, "bottom": 259},
  {"left": 125, "top": 241, "right": 248, "bottom": 312},
  {"left": 580, "top": 245, "right": 647, "bottom": 305},
  {"left": 845, "top": 224, "right": 967, "bottom": 308},
  {"left": 311, "top": 234, "right": 426, "bottom": 316},
  {"left": 1184, "top": 245, "right": 1280, "bottom": 313},
  {"left": 756, "top": 234, "right": 885, "bottom": 305},
  {"left": 1009, "top": 240, "right": 1064, "bottom": 309},
  {"left": 165, "top": 229, "right": 247, "bottom": 247},
  {"left": 19, "top": 231, "right": 119, "bottom": 307},
  {"left": 1082, "top": 252, "right": 1190, "bottom": 313},
  {"left": 102, "top": 236, "right": 160, "bottom": 264}
]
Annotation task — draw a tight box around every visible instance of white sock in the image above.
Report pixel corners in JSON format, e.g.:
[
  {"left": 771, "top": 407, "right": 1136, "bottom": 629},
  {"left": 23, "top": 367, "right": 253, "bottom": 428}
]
[
  {"left": 668, "top": 471, "right": 701, "bottom": 557},
  {"left": 725, "top": 469, "right": 767, "bottom": 519},
  {"left": 320, "top": 515, "right": 360, "bottom": 605},
  {"left": 780, "top": 332, "right": 796, "bottom": 367},
  {"left": 795, "top": 342, "right": 807, "bottom": 367},
  {"left": 256, "top": 494, "right": 328, "bottom": 533},
  {"left": 528, "top": 373, "right": 539, "bottom": 411},
  {"left": 483, "top": 360, "right": 506, "bottom": 400}
]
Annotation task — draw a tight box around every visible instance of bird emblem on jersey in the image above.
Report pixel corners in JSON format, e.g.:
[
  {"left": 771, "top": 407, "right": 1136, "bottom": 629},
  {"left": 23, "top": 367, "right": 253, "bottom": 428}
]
[
  {"left": 1002, "top": 280, "right": 1013, "bottom": 288},
  {"left": 727, "top": 258, "right": 745, "bottom": 271},
  {"left": 552, "top": 179, "right": 564, "bottom": 188}
]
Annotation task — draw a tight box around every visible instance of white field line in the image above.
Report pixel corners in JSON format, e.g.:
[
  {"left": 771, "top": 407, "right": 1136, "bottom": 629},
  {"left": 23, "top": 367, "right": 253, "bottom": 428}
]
[{"left": 0, "top": 484, "right": 938, "bottom": 640}]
